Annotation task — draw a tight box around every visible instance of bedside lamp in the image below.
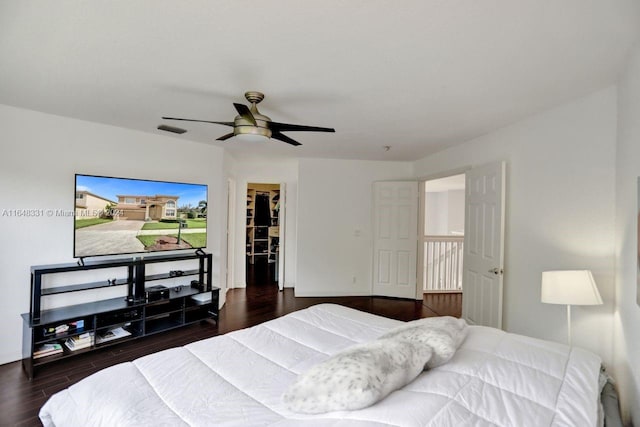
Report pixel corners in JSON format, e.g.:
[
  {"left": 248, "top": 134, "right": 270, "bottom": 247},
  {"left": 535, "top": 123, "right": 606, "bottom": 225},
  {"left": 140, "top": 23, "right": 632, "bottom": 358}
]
[{"left": 541, "top": 270, "right": 603, "bottom": 345}]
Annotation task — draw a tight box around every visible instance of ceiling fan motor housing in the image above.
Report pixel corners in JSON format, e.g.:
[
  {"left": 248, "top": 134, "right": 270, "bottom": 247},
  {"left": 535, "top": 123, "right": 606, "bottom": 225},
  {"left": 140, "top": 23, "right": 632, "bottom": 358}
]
[{"left": 234, "top": 92, "right": 272, "bottom": 138}]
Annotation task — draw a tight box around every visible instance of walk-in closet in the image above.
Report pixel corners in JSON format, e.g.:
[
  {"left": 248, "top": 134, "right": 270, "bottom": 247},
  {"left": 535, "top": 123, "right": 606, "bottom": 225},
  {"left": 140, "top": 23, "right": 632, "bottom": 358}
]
[{"left": 246, "top": 183, "right": 280, "bottom": 287}]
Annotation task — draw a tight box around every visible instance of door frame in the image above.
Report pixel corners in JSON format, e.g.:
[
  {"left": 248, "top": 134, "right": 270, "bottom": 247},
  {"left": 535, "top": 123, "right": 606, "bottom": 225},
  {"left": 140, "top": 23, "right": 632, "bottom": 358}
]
[
  {"left": 415, "top": 167, "right": 470, "bottom": 300},
  {"left": 277, "top": 183, "right": 286, "bottom": 291},
  {"left": 243, "top": 181, "right": 286, "bottom": 289},
  {"left": 226, "top": 178, "right": 236, "bottom": 293}
]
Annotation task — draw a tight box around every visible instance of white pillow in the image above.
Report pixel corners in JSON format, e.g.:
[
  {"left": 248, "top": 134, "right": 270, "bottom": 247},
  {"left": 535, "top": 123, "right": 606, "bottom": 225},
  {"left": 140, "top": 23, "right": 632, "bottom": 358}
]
[{"left": 283, "top": 338, "right": 432, "bottom": 414}]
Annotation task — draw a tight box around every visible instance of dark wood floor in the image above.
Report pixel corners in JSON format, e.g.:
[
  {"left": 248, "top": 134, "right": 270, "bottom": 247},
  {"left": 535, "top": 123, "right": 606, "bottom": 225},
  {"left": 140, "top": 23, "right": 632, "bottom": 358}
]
[{"left": 0, "top": 270, "right": 461, "bottom": 426}]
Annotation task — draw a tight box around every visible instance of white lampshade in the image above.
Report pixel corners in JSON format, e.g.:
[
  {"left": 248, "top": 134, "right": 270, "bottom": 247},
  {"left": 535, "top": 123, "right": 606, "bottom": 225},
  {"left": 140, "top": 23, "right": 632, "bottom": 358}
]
[{"left": 541, "top": 270, "right": 603, "bottom": 305}]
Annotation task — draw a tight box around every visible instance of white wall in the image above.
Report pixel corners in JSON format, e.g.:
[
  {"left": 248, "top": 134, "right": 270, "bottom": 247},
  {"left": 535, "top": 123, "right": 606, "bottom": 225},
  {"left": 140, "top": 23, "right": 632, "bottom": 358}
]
[
  {"left": 425, "top": 189, "right": 465, "bottom": 235},
  {"left": 413, "top": 87, "right": 617, "bottom": 365},
  {"left": 614, "top": 43, "right": 640, "bottom": 424},
  {"left": 0, "top": 104, "right": 226, "bottom": 365},
  {"left": 296, "top": 158, "right": 413, "bottom": 296},
  {"left": 227, "top": 157, "right": 299, "bottom": 288},
  {"left": 425, "top": 192, "right": 448, "bottom": 235},
  {"left": 447, "top": 190, "right": 465, "bottom": 234}
]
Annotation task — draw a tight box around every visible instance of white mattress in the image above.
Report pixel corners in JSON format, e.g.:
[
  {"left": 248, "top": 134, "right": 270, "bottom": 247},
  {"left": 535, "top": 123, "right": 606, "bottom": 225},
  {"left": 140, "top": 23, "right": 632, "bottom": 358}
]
[{"left": 40, "top": 304, "right": 602, "bottom": 427}]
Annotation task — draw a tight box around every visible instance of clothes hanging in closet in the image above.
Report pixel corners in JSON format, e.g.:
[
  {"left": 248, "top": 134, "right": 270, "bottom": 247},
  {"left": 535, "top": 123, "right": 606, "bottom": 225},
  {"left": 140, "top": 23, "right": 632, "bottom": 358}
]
[{"left": 254, "top": 193, "right": 271, "bottom": 226}]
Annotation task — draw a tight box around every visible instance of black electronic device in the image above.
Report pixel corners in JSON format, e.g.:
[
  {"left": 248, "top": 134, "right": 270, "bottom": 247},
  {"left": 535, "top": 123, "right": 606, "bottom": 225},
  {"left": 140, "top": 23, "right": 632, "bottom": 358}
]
[
  {"left": 145, "top": 285, "right": 169, "bottom": 302},
  {"left": 191, "top": 280, "right": 206, "bottom": 292}
]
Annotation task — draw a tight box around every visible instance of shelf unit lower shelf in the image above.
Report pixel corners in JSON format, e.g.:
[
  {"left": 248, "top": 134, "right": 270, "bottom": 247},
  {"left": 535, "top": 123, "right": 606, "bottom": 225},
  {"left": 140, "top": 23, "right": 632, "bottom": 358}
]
[{"left": 22, "top": 287, "right": 219, "bottom": 378}]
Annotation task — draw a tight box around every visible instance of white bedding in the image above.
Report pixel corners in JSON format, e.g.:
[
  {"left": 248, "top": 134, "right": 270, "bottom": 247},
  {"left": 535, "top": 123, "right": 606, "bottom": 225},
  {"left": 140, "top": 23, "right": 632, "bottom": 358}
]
[{"left": 40, "top": 304, "right": 602, "bottom": 427}]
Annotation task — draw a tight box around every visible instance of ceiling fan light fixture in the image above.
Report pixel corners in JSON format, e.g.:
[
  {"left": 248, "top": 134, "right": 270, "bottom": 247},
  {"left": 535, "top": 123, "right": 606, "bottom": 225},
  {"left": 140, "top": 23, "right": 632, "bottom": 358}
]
[
  {"left": 162, "top": 91, "right": 334, "bottom": 147},
  {"left": 235, "top": 125, "right": 271, "bottom": 142}
]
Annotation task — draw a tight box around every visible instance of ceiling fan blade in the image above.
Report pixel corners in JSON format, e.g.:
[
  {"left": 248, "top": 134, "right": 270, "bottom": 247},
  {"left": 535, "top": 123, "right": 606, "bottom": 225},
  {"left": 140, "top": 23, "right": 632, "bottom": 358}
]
[
  {"left": 216, "top": 132, "right": 235, "bottom": 141},
  {"left": 162, "top": 117, "right": 234, "bottom": 127},
  {"left": 157, "top": 124, "right": 187, "bottom": 134},
  {"left": 233, "top": 103, "right": 257, "bottom": 126},
  {"left": 272, "top": 131, "right": 302, "bottom": 146},
  {"left": 270, "top": 121, "right": 335, "bottom": 133}
]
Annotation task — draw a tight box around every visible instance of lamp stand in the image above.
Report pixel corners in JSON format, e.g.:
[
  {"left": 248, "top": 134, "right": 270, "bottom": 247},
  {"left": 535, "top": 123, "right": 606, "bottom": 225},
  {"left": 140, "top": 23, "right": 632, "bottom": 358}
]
[{"left": 566, "top": 304, "right": 572, "bottom": 346}]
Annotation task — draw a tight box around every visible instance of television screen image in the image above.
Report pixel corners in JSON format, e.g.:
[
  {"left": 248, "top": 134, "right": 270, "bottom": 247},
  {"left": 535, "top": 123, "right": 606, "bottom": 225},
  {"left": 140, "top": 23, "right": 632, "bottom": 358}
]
[{"left": 74, "top": 174, "right": 208, "bottom": 258}]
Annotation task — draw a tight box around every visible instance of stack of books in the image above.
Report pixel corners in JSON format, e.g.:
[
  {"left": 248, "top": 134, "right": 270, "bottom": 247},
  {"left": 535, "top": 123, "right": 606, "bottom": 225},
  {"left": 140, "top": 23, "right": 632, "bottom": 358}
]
[
  {"left": 64, "top": 332, "right": 94, "bottom": 351},
  {"left": 42, "top": 319, "right": 85, "bottom": 338},
  {"left": 34, "top": 343, "right": 63, "bottom": 359}
]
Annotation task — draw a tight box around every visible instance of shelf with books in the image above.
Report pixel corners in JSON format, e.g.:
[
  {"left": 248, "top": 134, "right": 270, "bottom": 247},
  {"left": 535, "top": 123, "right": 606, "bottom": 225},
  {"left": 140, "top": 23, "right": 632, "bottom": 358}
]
[
  {"left": 22, "top": 252, "right": 219, "bottom": 379},
  {"left": 95, "top": 325, "right": 136, "bottom": 345},
  {"left": 33, "top": 343, "right": 63, "bottom": 359},
  {"left": 35, "top": 316, "right": 93, "bottom": 345},
  {"left": 63, "top": 332, "right": 94, "bottom": 352}
]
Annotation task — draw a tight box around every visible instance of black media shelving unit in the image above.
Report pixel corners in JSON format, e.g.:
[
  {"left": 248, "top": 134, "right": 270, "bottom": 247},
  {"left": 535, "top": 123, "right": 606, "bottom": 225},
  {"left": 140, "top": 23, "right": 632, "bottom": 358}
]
[{"left": 21, "top": 252, "right": 219, "bottom": 379}]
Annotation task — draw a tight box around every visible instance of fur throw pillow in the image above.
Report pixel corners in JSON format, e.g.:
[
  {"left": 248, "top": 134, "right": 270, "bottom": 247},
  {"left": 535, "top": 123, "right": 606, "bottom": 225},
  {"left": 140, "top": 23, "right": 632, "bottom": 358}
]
[
  {"left": 283, "top": 316, "right": 468, "bottom": 414},
  {"left": 378, "top": 316, "right": 468, "bottom": 369},
  {"left": 283, "top": 338, "right": 432, "bottom": 414}
]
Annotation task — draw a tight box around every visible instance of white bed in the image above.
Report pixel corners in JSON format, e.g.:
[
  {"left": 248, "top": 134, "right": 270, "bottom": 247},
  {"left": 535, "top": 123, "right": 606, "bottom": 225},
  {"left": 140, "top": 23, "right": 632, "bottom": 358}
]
[{"left": 40, "top": 304, "right": 602, "bottom": 427}]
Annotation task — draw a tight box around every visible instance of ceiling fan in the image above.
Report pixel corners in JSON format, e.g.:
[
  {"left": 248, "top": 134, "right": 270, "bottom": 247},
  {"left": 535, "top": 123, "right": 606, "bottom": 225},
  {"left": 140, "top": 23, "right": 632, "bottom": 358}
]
[{"left": 158, "top": 91, "right": 335, "bottom": 146}]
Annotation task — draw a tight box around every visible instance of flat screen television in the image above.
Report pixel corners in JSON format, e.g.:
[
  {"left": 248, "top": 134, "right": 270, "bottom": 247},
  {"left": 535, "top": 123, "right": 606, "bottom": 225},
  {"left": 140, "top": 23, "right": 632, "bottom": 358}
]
[{"left": 74, "top": 174, "right": 208, "bottom": 258}]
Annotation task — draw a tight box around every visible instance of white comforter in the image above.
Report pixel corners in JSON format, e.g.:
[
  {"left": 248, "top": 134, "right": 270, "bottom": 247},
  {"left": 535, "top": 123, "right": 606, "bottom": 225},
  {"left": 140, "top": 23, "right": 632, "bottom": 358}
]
[{"left": 40, "top": 304, "right": 602, "bottom": 427}]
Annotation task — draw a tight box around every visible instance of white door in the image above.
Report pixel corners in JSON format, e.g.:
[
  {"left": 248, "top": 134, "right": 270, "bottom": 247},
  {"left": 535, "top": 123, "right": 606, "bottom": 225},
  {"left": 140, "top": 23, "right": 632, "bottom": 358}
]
[
  {"left": 373, "top": 181, "right": 419, "bottom": 298},
  {"left": 462, "top": 161, "right": 506, "bottom": 329}
]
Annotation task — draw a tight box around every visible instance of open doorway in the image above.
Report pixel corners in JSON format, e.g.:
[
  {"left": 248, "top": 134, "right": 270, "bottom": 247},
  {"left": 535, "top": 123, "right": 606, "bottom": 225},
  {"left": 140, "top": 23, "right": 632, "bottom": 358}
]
[
  {"left": 246, "top": 183, "right": 281, "bottom": 288},
  {"left": 420, "top": 173, "right": 465, "bottom": 316}
]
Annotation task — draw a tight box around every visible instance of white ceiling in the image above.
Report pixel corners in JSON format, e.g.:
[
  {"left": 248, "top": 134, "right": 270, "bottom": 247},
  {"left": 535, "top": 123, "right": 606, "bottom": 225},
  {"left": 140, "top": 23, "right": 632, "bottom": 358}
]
[{"left": 1, "top": 1, "right": 638, "bottom": 161}]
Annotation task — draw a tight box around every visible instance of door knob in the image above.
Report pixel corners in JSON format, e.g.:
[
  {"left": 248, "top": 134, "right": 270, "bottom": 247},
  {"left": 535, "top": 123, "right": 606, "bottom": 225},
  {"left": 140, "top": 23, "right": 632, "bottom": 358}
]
[{"left": 488, "top": 268, "right": 503, "bottom": 275}]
